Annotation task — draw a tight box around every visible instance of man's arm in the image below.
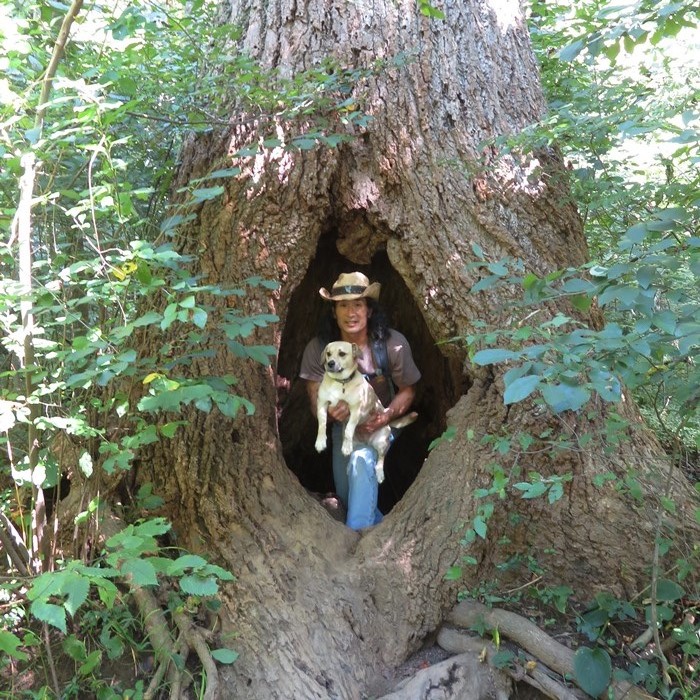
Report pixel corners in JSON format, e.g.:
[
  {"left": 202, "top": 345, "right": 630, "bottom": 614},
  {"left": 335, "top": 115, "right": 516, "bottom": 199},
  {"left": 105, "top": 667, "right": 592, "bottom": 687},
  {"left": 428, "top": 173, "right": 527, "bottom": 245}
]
[
  {"left": 306, "top": 380, "right": 320, "bottom": 418},
  {"left": 358, "top": 383, "right": 416, "bottom": 435}
]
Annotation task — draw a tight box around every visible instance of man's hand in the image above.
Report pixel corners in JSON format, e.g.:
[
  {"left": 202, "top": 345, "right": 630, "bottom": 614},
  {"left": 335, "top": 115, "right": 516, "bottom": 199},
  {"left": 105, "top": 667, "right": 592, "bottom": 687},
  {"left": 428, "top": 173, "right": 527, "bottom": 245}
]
[
  {"left": 328, "top": 400, "right": 350, "bottom": 423},
  {"left": 355, "top": 409, "right": 391, "bottom": 440}
]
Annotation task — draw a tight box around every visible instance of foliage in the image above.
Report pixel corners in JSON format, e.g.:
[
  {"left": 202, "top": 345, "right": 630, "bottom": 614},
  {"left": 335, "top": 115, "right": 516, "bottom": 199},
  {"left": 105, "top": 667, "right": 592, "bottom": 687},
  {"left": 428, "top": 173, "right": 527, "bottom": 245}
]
[
  {"left": 0, "top": 0, "right": 380, "bottom": 695},
  {"left": 440, "top": 1, "right": 700, "bottom": 696}
]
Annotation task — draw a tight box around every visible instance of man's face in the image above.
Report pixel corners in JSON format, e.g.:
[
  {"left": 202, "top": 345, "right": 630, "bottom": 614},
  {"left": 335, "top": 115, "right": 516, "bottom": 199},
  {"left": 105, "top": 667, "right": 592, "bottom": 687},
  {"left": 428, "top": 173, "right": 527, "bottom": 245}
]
[{"left": 334, "top": 299, "right": 370, "bottom": 338}]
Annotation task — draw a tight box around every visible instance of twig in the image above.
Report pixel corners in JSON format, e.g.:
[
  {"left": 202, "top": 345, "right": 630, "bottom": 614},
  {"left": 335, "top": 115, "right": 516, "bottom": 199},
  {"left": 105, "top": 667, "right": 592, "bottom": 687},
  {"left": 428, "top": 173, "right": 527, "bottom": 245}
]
[
  {"left": 144, "top": 634, "right": 189, "bottom": 700},
  {"left": 504, "top": 575, "right": 542, "bottom": 595},
  {"left": 0, "top": 512, "right": 31, "bottom": 575},
  {"left": 42, "top": 623, "right": 61, "bottom": 699},
  {"left": 36, "top": 0, "right": 85, "bottom": 129}
]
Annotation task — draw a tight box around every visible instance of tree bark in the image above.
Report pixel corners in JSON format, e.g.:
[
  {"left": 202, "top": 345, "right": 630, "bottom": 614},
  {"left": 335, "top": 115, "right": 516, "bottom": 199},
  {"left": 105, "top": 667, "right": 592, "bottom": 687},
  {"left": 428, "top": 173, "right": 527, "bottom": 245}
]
[{"left": 133, "top": 0, "right": 699, "bottom": 697}]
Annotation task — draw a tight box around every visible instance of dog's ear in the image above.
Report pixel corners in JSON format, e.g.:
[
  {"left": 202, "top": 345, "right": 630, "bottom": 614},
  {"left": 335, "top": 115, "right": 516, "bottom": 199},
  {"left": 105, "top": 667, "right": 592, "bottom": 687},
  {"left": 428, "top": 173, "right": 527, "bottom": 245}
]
[{"left": 351, "top": 343, "right": 361, "bottom": 359}]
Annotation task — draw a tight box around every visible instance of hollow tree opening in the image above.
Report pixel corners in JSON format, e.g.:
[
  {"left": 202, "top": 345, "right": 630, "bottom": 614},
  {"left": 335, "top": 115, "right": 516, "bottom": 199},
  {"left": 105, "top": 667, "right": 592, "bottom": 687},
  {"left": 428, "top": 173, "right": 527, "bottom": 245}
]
[{"left": 277, "top": 232, "right": 463, "bottom": 515}]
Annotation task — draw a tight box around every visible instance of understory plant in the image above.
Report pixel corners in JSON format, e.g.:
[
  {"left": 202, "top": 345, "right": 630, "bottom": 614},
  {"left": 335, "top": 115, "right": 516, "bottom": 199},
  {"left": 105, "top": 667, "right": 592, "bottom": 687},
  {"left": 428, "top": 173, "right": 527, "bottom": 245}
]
[
  {"left": 0, "top": 0, "right": 376, "bottom": 695},
  {"left": 442, "top": 0, "right": 700, "bottom": 695}
]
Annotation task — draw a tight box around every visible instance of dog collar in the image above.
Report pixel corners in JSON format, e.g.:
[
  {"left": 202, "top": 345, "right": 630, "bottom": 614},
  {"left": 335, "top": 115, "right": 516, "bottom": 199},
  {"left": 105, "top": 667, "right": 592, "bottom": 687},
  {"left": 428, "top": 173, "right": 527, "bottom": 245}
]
[{"left": 330, "top": 370, "right": 357, "bottom": 387}]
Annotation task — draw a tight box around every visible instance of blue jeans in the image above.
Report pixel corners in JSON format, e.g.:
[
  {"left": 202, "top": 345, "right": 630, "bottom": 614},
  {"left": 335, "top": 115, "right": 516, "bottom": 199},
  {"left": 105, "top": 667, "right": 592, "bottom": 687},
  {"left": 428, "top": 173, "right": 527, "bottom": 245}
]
[{"left": 331, "top": 423, "right": 384, "bottom": 530}]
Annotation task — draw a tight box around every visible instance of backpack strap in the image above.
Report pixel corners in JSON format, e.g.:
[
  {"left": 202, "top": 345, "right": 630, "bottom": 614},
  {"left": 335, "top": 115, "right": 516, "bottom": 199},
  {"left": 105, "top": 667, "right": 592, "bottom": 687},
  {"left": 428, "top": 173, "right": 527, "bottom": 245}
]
[{"left": 369, "top": 337, "right": 395, "bottom": 405}]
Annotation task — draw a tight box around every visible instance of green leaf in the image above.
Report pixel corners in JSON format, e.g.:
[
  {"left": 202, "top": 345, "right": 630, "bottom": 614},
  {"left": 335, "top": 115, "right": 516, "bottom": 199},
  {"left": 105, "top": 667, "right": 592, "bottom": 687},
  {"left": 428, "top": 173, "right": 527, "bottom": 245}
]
[
  {"left": 192, "top": 307, "right": 208, "bottom": 328},
  {"left": 95, "top": 578, "right": 119, "bottom": 609},
  {"left": 291, "top": 137, "right": 317, "bottom": 150},
  {"left": 211, "top": 648, "right": 240, "bottom": 664},
  {"left": 491, "top": 649, "right": 515, "bottom": 669},
  {"left": 503, "top": 375, "right": 540, "bottom": 405},
  {"left": 573, "top": 647, "right": 612, "bottom": 696},
  {"left": 160, "top": 422, "right": 183, "bottom": 438},
  {"left": 79, "top": 650, "right": 102, "bottom": 677},
  {"left": 473, "top": 515, "right": 487, "bottom": 539},
  {"left": 191, "top": 186, "right": 224, "bottom": 203},
  {"left": 121, "top": 559, "right": 158, "bottom": 587},
  {"left": 570, "top": 294, "right": 593, "bottom": 312},
  {"left": 63, "top": 574, "right": 90, "bottom": 616},
  {"left": 78, "top": 451, "right": 94, "bottom": 477},
  {"left": 160, "top": 214, "right": 197, "bottom": 235},
  {"left": 513, "top": 481, "right": 547, "bottom": 499},
  {"left": 548, "top": 481, "right": 564, "bottom": 503},
  {"left": 168, "top": 554, "right": 209, "bottom": 574},
  {"left": 471, "top": 275, "right": 501, "bottom": 292},
  {"left": 559, "top": 39, "right": 585, "bottom": 61},
  {"left": 444, "top": 566, "right": 463, "bottom": 581},
  {"left": 63, "top": 635, "right": 87, "bottom": 662},
  {"left": 134, "top": 518, "right": 171, "bottom": 538},
  {"left": 0, "top": 631, "right": 29, "bottom": 661},
  {"left": 487, "top": 261, "right": 509, "bottom": 276},
  {"left": 625, "top": 223, "right": 648, "bottom": 243},
  {"left": 30, "top": 600, "right": 67, "bottom": 633},
  {"left": 541, "top": 384, "right": 590, "bottom": 413},
  {"left": 205, "top": 167, "right": 241, "bottom": 179},
  {"left": 100, "top": 626, "right": 125, "bottom": 660},
  {"left": 655, "top": 578, "right": 684, "bottom": 602},
  {"left": 652, "top": 310, "right": 676, "bottom": 334},
  {"left": 180, "top": 574, "right": 219, "bottom": 596},
  {"left": 472, "top": 349, "right": 518, "bottom": 365},
  {"left": 562, "top": 277, "right": 595, "bottom": 294}
]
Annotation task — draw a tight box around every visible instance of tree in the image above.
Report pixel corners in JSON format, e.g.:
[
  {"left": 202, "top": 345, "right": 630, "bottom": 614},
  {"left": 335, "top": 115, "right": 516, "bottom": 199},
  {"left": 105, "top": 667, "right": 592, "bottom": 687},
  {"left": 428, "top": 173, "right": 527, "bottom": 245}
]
[
  {"left": 128, "top": 0, "right": 699, "bottom": 696},
  {"left": 2, "top": 0, "right": 698, "bottom": 696}
]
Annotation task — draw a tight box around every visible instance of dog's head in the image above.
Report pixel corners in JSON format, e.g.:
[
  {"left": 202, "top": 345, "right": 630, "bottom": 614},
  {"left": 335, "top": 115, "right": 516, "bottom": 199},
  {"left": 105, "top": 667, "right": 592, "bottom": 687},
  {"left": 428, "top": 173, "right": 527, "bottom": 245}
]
[{"left": 322, "top": 341, "right": 361, "bottom": 380}]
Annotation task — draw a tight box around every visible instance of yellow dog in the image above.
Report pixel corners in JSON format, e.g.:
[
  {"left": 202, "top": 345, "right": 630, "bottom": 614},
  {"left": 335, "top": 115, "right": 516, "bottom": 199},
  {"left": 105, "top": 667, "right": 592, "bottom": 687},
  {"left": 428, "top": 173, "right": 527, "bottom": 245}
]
[{"left": 315, "top": 341, "right": 417, "bottom": 484}]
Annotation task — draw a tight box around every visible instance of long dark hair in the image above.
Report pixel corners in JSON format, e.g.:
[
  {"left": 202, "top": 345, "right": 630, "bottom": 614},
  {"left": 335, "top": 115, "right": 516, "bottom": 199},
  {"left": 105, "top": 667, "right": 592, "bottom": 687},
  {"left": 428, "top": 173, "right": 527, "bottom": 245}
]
[{"left": 317, "top": 299, "right": 390, "bottom": 344}]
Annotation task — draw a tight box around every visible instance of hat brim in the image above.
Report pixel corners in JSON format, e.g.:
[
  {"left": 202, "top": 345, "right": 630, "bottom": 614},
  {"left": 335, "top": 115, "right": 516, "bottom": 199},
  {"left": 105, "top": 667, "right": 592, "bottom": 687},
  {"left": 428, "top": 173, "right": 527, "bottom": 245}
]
[{"left": 319, "top": 282, "right": 381, "bottom": 301}]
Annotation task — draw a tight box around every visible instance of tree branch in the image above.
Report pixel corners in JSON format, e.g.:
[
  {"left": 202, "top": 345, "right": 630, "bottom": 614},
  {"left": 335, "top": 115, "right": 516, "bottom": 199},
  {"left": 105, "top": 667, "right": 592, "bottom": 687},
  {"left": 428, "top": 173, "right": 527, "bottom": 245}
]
[
  {"left": 36, "top": 0, "right": 85, "bottom": 130},
  {"left": 0, "top": 511, "right": 31, "bottom": 575}
]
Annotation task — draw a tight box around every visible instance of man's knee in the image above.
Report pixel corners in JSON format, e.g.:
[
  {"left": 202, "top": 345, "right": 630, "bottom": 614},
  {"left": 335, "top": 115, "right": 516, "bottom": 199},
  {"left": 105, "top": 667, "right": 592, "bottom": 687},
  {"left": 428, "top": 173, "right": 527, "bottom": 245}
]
[{"left": 347, "top": 447, "right": 377, "bottom": 476}]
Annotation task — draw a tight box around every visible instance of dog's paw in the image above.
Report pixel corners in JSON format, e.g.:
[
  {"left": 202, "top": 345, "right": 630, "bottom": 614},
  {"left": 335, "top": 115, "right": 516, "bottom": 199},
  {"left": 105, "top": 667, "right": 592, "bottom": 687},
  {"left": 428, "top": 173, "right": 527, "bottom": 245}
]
[
  {"left": 375, "top": 466, "right": 385, "bottom": 484},
  {"left": 341, "top": 440, "right": 353, "bottom": 456},
  {"left": 315, "top": 437, "right": 327, "bottom": 453}
]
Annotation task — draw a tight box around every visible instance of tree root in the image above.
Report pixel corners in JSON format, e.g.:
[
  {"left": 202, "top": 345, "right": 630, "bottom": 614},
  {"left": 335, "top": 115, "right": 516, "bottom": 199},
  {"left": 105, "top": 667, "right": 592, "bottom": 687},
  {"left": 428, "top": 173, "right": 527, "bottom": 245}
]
[
  {"left": 173, "top": 609, "right": 219, "bottom": 700},
  {"left": 131, "top": 581, "right": 221, "bottom": 699},
  {"left": 437, "top": 627, "right": 586, "bottom": 700},
  {"left": 442, "top": 600, "right": 656, "bottom": 700}
]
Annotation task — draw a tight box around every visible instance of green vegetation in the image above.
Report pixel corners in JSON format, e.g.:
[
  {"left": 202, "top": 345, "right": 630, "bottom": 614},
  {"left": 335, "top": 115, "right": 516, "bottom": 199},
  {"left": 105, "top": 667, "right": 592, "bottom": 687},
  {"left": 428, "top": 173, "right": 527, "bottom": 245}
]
[
  {"left": 444, "top": 1, "right": 700, "bottom": 696},
  {"left": 0, "top": 0, "right": 368, "bottom": 695},
  {"left": 1, "top": 0, "right": 698, "bottom": 696}
]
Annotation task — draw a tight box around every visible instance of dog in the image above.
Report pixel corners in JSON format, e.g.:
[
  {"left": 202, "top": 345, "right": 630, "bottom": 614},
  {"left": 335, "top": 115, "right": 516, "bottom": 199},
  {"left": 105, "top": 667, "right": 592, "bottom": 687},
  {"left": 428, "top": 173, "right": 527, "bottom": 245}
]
[{"left": 314, "top": 341, "right": 417, "bottom": 484}]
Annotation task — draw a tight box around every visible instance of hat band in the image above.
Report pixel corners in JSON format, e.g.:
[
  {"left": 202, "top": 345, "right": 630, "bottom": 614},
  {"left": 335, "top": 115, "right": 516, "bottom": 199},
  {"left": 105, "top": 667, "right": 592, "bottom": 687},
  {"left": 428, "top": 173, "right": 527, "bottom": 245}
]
[{"left": 331, "top": 285, "right": 367, "bottom": 296}]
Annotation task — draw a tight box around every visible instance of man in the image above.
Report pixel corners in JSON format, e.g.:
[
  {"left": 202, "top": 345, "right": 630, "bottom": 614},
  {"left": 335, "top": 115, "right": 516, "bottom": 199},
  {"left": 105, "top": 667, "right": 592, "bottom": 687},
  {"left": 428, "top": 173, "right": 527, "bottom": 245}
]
[{"left": 299, "top": 272, "right": 421, "bottom": 529}]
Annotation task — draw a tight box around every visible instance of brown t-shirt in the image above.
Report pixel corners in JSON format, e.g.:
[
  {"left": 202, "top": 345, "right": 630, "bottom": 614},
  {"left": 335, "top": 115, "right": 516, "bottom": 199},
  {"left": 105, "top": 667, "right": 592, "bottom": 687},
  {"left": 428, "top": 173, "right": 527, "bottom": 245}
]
[{"left": 299, "top": 330, "right": 421, "bottom": 405}]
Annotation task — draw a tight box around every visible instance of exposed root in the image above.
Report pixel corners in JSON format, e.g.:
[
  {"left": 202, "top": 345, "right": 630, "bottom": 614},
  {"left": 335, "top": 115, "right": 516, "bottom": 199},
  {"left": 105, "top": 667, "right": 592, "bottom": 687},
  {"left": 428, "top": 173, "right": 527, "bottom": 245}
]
[
  {"left": 173, "top": 609, "right": 219, "bottom": 700},
  {"left": 443, "top": 600, "right": 655, "bottom": 700},
  {"left": 437, "top": 627, "right": 585, "bottom": 700},
  {"left": 130, "top": 580, "right": 221, "bottom": 699}
]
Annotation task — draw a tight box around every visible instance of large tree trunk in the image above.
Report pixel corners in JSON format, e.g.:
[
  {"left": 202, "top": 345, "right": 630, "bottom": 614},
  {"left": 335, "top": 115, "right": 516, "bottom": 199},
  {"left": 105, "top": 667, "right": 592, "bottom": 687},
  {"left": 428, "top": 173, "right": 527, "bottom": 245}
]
[{"left": 135, "top": 0, "right": 698, "bottom": 697}]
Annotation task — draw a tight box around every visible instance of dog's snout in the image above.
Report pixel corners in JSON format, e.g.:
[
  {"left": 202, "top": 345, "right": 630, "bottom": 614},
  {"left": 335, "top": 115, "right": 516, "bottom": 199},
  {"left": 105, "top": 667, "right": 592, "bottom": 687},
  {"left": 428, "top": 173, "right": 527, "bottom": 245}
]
[{"left": 327, "top": 359, "right": 338, "bottom": 370}]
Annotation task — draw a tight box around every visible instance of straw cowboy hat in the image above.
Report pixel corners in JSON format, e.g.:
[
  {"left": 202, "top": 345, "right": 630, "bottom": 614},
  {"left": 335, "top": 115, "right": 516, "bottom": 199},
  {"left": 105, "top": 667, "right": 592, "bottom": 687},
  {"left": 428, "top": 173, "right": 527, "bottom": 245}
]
[{"left": 319, "top": 272, "right": 381, "bottom": 302}]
